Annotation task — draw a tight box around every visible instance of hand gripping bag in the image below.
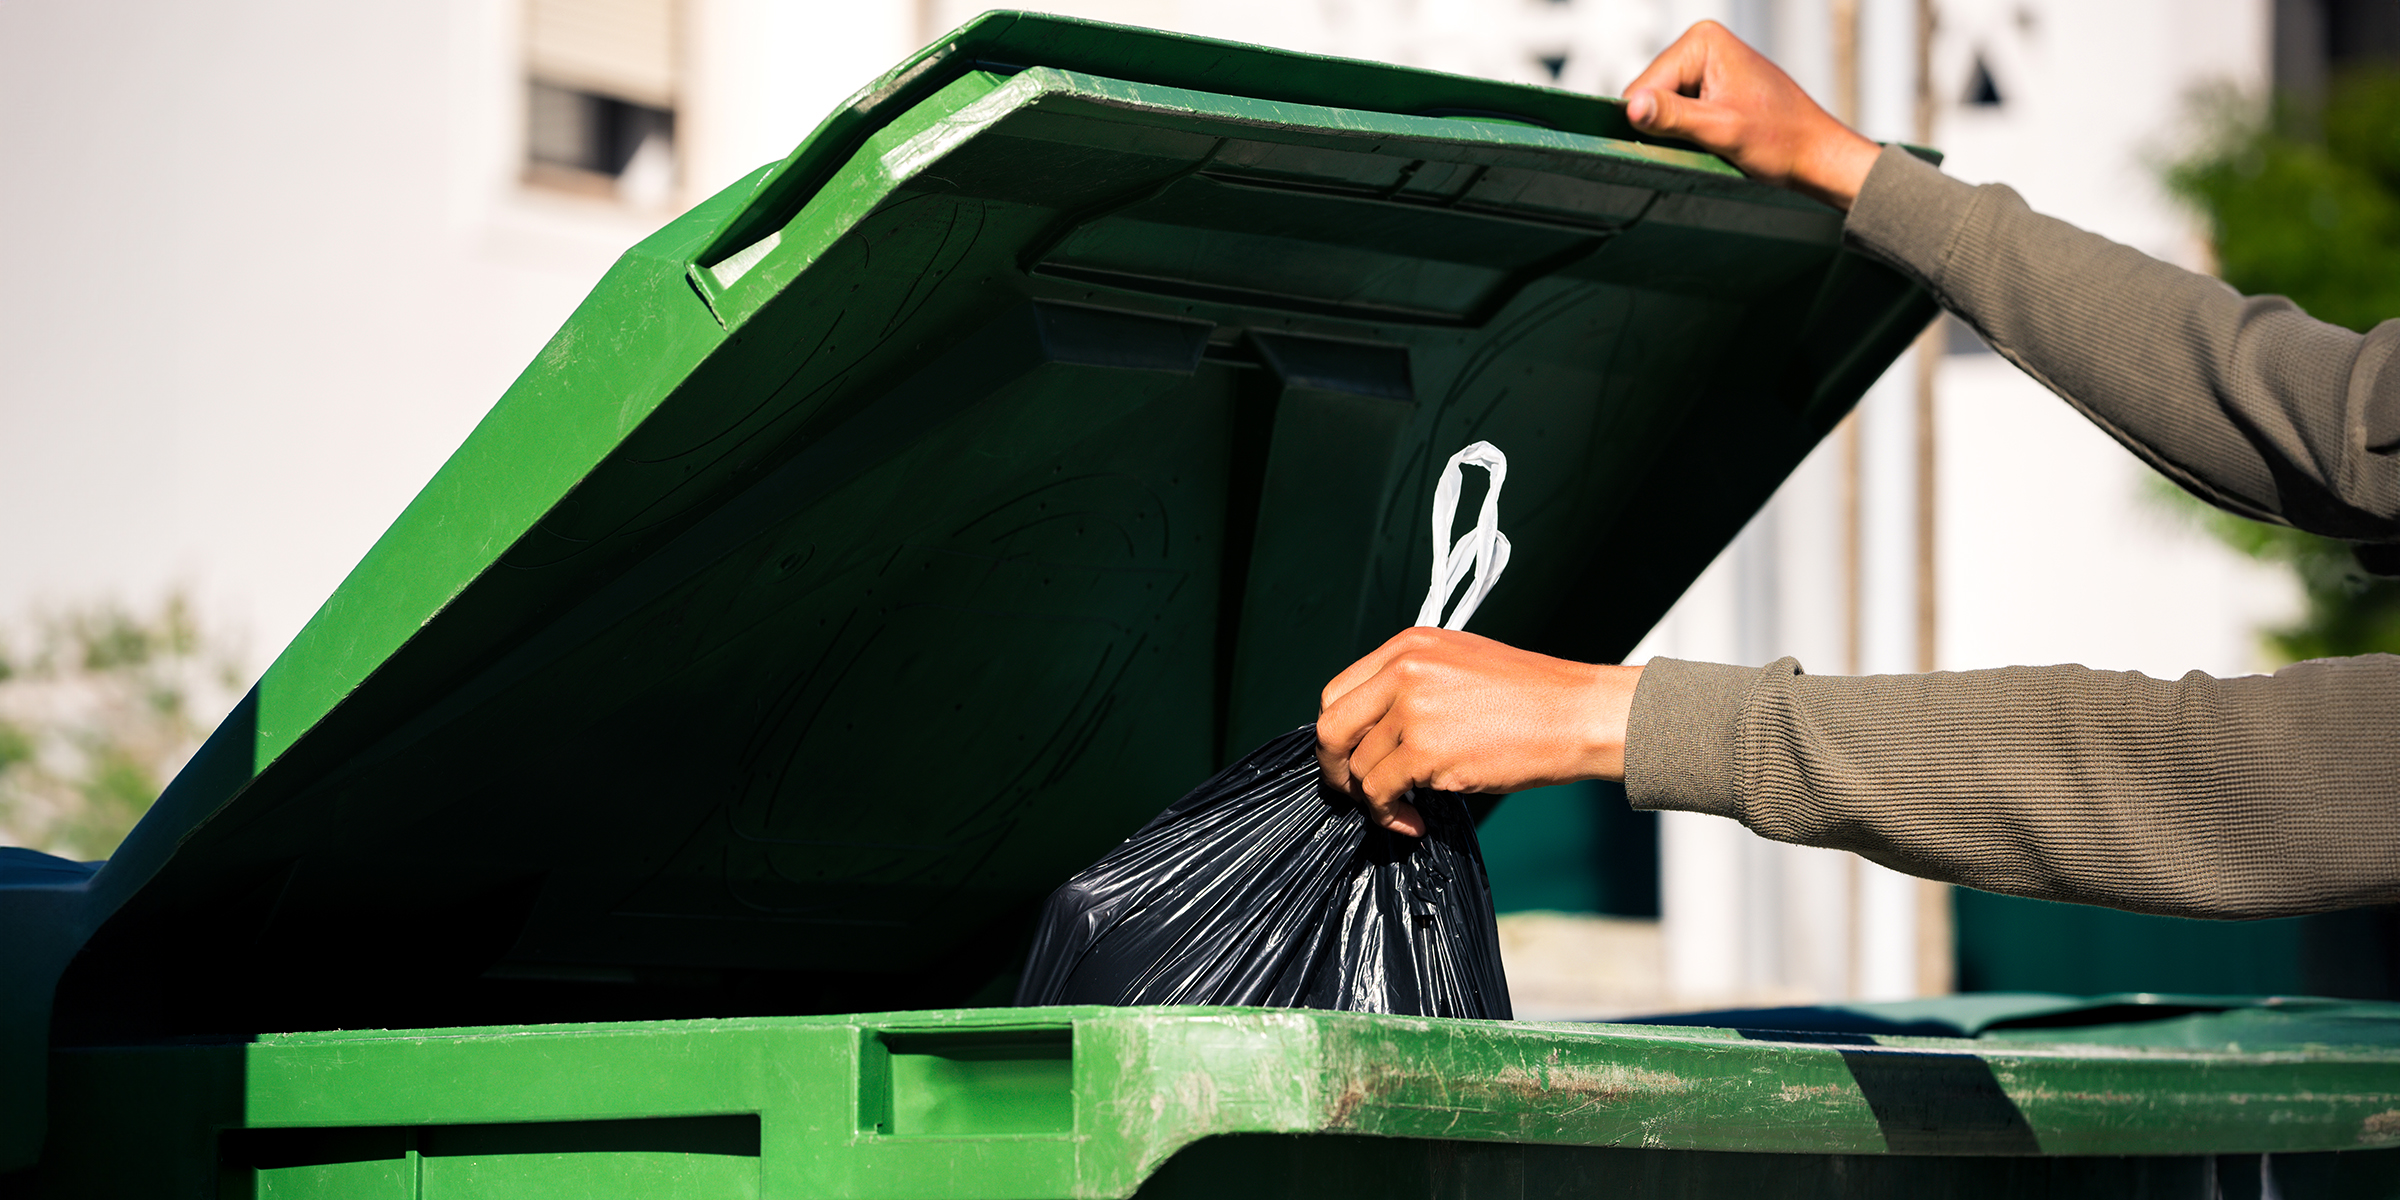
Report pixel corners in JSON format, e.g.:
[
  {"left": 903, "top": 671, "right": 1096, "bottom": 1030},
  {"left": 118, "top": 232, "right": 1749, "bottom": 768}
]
[{"left": 1015, "top": 444, "right": 1516, "bottom": 1018}]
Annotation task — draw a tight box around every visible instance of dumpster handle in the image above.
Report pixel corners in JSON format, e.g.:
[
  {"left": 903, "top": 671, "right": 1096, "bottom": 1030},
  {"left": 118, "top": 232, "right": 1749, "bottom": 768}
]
[{"left": 1416, "top": 441, "right": 1511, "bottom": 631}]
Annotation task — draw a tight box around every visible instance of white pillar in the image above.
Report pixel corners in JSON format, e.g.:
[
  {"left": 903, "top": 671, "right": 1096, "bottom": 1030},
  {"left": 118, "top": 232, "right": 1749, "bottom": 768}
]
[{"left": 1847, "top": 0, "right": 1934, "bottom": 999}]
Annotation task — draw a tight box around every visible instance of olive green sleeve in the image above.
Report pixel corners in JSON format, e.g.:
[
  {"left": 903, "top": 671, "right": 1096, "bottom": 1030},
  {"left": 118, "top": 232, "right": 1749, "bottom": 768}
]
[
  {"left": 1615, "top": 149, "right": 2400, "bottom": 919},
  {"left": 1845, "top": 143, "right": 2400, "bottom": 541},
  {"left": 1623, "top": 654, "right": 2400, "bottom": 920}
]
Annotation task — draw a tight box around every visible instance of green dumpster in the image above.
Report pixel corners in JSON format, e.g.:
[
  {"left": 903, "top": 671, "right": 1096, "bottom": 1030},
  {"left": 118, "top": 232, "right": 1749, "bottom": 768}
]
[{"left": 7, "top": 10, "right": 2396, "bottom": 1197}]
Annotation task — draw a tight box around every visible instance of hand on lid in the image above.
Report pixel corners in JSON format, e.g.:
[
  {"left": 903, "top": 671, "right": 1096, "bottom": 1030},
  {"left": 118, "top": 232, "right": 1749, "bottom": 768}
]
[{"left": 1622, "top": 20, "right": 1882, "bottom": 211}]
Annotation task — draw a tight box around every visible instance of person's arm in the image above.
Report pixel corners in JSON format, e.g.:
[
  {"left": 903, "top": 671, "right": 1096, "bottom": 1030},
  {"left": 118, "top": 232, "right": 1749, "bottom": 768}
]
[
  {"left": 1847, "top": 147, "right": 2400, "bottom": 538},
  {"left": 1628, "top": 654, "right": 2400, "bottom": 919},
  {"left": 1625, "top": 22, "right": 2400, "bottom": 540},
  {"left": 1317, "top": 22, "right": 2400, "bottom": 921},
  {"left": 1315, "top": 629, "right": 2400, "bottom": 919}
]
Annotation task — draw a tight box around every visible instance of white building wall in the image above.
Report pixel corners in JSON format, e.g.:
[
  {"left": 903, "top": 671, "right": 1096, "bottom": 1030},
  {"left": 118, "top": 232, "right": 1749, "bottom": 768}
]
[
  {"left": 1929, "top": 0, "right": 2294, "bottom": 684},
  {"left": 683, "top": 0, "right": 916, "bottom": 201},
  {"left": 0, "top": 0, "right": 915, "bottom": 672},
  {"left": 0, "top": 2, "right": 638, "bottom": 663}
]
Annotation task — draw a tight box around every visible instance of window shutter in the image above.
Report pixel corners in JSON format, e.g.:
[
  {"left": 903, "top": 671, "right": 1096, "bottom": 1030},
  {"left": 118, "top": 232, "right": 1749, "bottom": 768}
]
[{"left": 527, "top": 0, "right": 680, "bottom": 110}]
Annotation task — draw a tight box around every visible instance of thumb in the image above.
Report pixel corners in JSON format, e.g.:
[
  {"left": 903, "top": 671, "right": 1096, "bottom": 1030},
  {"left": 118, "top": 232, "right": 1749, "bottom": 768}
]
[
  {"left": 1625, "top": 85, "right": 1745, "bottom": 160},
  {"left": 1626, "top": 85, "right": 1699, "bottom": 139}
]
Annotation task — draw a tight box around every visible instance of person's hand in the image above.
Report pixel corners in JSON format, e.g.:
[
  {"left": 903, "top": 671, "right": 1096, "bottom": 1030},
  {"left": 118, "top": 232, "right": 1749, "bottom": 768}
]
[
  {"left": 1315, "top": 628, "right": 1642, "bottom": 837},
  {"left": 1622, "top": 20, "right": 1882, "bottom": 211}
]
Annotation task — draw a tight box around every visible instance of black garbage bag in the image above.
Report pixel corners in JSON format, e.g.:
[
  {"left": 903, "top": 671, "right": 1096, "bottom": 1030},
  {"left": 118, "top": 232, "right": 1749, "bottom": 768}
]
[
  {"left": 1017, "top": 440, "right": 1519, "bottom": 1017},
  {"left": 1013, "top": 725, "right": 1512, "bottom": 1018}
]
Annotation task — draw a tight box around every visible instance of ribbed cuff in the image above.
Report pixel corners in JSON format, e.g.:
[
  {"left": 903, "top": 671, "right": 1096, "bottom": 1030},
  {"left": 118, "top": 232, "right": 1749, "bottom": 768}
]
[
  {"left": 1843, "top": 144, "right": 1975, "bottom": 292},
  {"left": 1623, "top": 657, "right": 1754, "bottom": 818}
]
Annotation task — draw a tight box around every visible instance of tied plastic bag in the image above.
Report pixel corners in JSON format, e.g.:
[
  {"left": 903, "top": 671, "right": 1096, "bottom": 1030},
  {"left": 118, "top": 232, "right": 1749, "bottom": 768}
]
[
  {"left": 1012, "top": 726, "right": 1510, "bottom": 1016},
  {"left": 1014, "top": 443, "right": 1516, "bottom": 1019}
]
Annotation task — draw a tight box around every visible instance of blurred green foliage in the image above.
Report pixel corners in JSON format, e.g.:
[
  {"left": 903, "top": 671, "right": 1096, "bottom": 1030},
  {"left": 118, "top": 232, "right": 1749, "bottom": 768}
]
[
  {"left": 0, "top": 594, "right": 243, "bottom": 860},
  {"left": 2161, "top": 69, "right": 2400, "bottom": 662},
  {"left": 2155, "top": 477, "right": 2400, "bottom": 661}
]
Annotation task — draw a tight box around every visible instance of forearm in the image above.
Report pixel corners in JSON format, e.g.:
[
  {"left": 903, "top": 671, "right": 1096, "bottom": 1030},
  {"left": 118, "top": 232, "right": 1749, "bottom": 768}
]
[
  {"left": 1846, "top": 145, "right": 2400, "bottom": 540},
  {"left": 1625, "top": 654, "right": 2400, "bottom": 919}
]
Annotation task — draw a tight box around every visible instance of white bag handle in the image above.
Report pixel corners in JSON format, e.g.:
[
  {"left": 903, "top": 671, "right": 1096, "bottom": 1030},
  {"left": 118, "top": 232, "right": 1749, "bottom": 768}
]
[{"left": 1415, "top": 441, "right": 1511, "bottom": 630}]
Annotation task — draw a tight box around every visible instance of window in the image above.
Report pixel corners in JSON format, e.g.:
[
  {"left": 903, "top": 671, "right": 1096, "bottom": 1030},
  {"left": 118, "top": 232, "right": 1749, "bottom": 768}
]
[
  {"left": 1963, "top": 51, "right": 2003, "bottom": 107},
  {"left": 525, "top": 0, "right": 680, "bottom": 206}
]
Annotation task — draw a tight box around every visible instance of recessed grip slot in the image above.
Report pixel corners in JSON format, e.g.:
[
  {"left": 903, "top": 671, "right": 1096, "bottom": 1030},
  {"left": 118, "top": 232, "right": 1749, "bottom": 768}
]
[{"left": 861, "top": 1026, "right": 1074, "bottom": 1137}]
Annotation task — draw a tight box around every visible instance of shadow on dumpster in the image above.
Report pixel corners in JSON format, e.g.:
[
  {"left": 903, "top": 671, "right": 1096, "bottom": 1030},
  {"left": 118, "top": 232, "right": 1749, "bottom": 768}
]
[{"left": 1746, "top": 1032, "right": 2044, "bottom": 1155}]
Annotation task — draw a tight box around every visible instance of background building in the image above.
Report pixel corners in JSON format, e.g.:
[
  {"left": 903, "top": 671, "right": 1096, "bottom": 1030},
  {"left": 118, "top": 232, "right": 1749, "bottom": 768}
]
[{"left": 1, "top": 0, "right": 2373, "bottom": 1014}]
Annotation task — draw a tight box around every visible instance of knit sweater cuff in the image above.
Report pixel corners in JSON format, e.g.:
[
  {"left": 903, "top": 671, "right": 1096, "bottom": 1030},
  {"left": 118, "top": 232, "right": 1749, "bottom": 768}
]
[
  {"left": 1623, "top": 657, "right": 1753, "bottom": 818},
  {"left": 1843, "top": 144, "right": 1975, "bottom": 292}
]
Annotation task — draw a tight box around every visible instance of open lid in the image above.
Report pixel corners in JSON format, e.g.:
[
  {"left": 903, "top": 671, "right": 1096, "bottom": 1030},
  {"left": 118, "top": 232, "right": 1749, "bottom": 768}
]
[{"left": 45, "top": 12, "right": 1935, "bottom": 1040}]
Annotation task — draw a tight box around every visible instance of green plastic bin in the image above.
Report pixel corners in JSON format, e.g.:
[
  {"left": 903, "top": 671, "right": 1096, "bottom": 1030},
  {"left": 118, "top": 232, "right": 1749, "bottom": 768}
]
[
  {"left": 28, "top": 1000, "right": 2400, "bottom": 1197},
  {"left": 9, "top": 10, "right": 2395, "bottom": 1196}
]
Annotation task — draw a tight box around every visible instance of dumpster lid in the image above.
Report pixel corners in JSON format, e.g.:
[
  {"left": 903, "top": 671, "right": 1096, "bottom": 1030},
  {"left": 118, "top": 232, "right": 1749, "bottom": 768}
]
[{"left": 39, "top": 11, "right": 1934, "bottom": 1039}]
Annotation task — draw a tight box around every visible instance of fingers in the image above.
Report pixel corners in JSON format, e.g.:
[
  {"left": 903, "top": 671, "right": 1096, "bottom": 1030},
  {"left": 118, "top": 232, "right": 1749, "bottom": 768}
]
[
  {"left": 1351, "top": 726, "right": 1428, "bottom": 837},
  {"left": 1622, "top": 20, "right": 1716, "bottom": 105},
  {"left": 1358, "top": 745, "right": 1431, "bottom": 836},
  {"left": 1621, "top": 21, "right": 1880, "bottom": 209},
  {"left": 1316, "top": 628, "right": 1443, "bottom": 793},
  {"left": 1317, "top": 633, "right": 1446, "bottom": 836},
  {"left": 1314, "top": 737, "right": 1356, "bottom": 795},
  {"left": 1627, "top": 86, "right": 1731, "bottom": 145},
  {"left": 1624, "top": 22, "right": 1751, "bottom": 150},
  {"left": 1316, "top": 626, "right": 1575, "bottom": 840},
  {"left": 1320, "top": 627, "right": 1437, "bottom": 713},
  {"left": 1377, "top": 798, "right": 1426, "bottom": 838},
  {"left": 1316, "top": 660, "right": 1403, "bottom": 796},
  {"left": 1344, "top": 709, "right": 1404, "bottom": 789}
]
